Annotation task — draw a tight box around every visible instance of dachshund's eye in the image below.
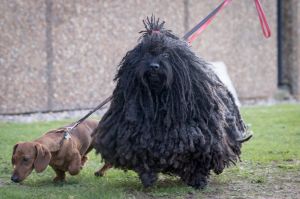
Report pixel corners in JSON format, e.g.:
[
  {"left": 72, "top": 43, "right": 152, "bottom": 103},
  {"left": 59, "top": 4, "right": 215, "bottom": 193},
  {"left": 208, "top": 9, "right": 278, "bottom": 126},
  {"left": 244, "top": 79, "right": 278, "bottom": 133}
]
[
  {"left": 162, "top": 53, "right": 169, "bottom": 58},
  {"left": 23, "top": 157, "right": 29, "bottom": 162}
]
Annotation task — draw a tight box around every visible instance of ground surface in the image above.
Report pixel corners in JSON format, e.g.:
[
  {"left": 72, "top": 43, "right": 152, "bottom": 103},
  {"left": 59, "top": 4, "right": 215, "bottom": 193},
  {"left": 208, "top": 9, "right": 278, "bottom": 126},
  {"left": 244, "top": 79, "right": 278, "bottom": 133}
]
[{"left": 0, "top": 104, "right": 299, "bottom": 199}]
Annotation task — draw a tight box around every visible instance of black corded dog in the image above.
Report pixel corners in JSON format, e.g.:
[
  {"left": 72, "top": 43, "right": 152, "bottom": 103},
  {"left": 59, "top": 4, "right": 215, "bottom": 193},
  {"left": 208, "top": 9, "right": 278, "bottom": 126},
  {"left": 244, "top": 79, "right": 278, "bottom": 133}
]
[{"left": 94, "top": 16, "right": 251, "bottom": 189}]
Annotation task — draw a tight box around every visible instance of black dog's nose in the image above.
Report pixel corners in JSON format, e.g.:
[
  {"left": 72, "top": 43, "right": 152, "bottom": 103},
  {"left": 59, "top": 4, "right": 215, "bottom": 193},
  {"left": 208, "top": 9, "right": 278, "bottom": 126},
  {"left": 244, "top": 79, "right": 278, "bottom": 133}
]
[
  {"left": 149, "top": 63, "right": 160, "bottom": 70},
  {"left": 11, "top": 175, "right": 20, "bottom": 183}
]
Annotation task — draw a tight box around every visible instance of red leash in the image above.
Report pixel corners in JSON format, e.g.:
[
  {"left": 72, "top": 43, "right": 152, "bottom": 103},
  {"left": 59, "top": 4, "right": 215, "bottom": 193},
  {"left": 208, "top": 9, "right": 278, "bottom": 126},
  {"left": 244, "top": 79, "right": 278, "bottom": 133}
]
[
  {"left": 183, "top": 0, "right": 271, "bottom": 43},
  {"left": 183, "top": 0, "right": 232, "bottom": 43},
  {"left": 254, "top": 0, "right": 271, "bottom": 38}
]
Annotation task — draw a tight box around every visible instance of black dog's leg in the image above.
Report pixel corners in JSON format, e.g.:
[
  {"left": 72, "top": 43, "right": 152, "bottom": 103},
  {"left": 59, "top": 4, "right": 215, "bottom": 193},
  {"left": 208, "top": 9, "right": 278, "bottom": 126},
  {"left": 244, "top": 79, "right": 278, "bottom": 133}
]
[
  {"left": 187, "top": 174, "right": 208, "bottom": 189},
  {"left": 181, "top": 171, "right": 208, "bottom": 189},
  {"left": 138, "top": 171, "right": 158, "bottom": 188}
]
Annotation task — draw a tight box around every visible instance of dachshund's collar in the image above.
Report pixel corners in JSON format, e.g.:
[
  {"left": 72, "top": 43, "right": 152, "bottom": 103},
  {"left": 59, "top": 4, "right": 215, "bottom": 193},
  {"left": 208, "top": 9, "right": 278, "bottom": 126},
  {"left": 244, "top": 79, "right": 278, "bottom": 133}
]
[
  {"left": 58, "top": 127, "right": 72, "bottom": 147},
  {"left": 63, "top": 131, "right": 71, "bottom": 140}
]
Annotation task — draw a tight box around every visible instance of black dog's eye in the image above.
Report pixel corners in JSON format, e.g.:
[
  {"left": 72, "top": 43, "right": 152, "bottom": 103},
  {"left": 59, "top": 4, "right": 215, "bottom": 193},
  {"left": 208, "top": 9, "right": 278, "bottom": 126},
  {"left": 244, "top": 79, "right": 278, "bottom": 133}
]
[{"left": 162, "top": 53, "right": 169, "bottom": 58}]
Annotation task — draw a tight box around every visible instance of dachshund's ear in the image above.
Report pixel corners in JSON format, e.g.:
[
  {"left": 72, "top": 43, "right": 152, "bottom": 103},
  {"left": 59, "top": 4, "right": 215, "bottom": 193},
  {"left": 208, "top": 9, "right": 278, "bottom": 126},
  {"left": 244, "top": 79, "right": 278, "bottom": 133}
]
[
  {"left": 11, "top": 143, "right": 19, "bottom": 165},
  {"left": 34, "top": 143, "right": 51, "bottom": 173}
]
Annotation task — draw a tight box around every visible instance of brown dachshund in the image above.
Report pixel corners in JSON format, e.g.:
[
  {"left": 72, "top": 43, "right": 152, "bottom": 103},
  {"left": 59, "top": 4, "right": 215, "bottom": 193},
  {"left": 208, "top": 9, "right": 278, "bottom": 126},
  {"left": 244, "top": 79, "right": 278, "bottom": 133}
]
[{"left": 11, "top": 119, "right": 111, "bottom": 183}]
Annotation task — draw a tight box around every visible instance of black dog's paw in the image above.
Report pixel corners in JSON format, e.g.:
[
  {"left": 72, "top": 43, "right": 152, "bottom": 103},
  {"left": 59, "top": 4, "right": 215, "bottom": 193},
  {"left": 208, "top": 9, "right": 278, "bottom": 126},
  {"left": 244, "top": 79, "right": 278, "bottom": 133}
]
[
  {"left": 139, "top": 172, "right": 158, "bottom": 188},
  {"left": 186, "top": 175, "right": 208, "bottom": 189}
]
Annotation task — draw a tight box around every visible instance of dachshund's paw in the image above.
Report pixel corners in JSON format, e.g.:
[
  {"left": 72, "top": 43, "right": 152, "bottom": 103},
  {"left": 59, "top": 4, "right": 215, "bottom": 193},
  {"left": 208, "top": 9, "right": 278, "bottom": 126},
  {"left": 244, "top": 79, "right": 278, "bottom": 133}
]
[
  {"left": 81, "top": 156, "right": 88, "bottom": 166},
  {"left": 53, "top": 176, "right": 66, "bottom": 183}
]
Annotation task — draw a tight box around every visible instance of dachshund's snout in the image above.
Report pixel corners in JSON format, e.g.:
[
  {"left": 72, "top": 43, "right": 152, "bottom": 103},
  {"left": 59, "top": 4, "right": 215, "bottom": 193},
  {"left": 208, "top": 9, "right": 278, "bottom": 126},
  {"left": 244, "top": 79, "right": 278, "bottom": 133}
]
[{"left": 11, "top": 174, "right": 20, "bottom": 183}]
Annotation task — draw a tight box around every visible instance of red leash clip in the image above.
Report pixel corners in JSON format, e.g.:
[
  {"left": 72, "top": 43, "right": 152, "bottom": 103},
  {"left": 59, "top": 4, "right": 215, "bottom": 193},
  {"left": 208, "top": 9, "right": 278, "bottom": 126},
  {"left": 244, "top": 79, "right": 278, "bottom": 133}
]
[{"left": 254, "top": 0, "right": 271, "bottom": 38}]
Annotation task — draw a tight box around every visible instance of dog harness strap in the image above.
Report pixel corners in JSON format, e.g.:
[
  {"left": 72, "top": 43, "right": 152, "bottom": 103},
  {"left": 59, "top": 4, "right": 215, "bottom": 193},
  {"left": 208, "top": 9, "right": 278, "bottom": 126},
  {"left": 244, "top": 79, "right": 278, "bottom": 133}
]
[
  {"left": 254, "top": 0, "right": 271, "bottom": 38},
  {"left": 183, "top": 0, "right": 232, "bottom": 43}
]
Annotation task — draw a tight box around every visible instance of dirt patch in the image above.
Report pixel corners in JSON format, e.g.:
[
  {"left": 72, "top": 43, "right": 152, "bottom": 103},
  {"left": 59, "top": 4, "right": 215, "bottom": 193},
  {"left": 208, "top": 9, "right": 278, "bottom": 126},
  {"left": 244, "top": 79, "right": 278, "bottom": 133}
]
[
  {"left": 0, "top": 178, "right": 9, "bottom": 187},
  {"left": 126, "top": 189, "right": 163, "bottom": 199},
  {"left": 199, "top": 168, "right": 300, "bottom": 199},
  {"left": 126, "top": 167, "right": 300, "bottom": 199}
]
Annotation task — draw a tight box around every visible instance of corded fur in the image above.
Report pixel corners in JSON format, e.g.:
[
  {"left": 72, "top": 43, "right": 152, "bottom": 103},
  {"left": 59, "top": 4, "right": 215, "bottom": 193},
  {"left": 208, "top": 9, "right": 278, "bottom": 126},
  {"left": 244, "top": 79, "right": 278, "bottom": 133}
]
[{"left": 94, "top": 16, "right": 250, "bottom": 189}]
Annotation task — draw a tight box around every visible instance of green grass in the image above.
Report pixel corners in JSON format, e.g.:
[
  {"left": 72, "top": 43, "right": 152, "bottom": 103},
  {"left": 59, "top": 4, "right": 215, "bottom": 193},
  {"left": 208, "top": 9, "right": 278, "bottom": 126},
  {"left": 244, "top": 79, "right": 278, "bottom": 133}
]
[{"left": 0, "top": 104, "right": 300, "bottom": 198}]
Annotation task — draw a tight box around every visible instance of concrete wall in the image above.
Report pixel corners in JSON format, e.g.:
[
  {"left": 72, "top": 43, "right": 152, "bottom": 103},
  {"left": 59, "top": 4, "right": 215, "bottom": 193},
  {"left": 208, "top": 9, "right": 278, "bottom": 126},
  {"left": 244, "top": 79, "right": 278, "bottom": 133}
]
[
  {"left": 0, "top": 0, "right": 48, "bottom": 114},
  {"left": 0, "top": 0, "right": 278, "bottom": 114},
  {"left": 282, "top": 0, "right": 300, "bottom": 99}
]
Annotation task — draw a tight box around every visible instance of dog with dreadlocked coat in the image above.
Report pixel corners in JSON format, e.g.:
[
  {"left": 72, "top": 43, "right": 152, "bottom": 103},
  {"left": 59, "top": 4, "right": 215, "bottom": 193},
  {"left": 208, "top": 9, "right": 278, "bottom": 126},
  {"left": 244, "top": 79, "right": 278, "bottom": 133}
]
[{"left": 94, "top": 16, "right": 252, "bottom": 189}]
